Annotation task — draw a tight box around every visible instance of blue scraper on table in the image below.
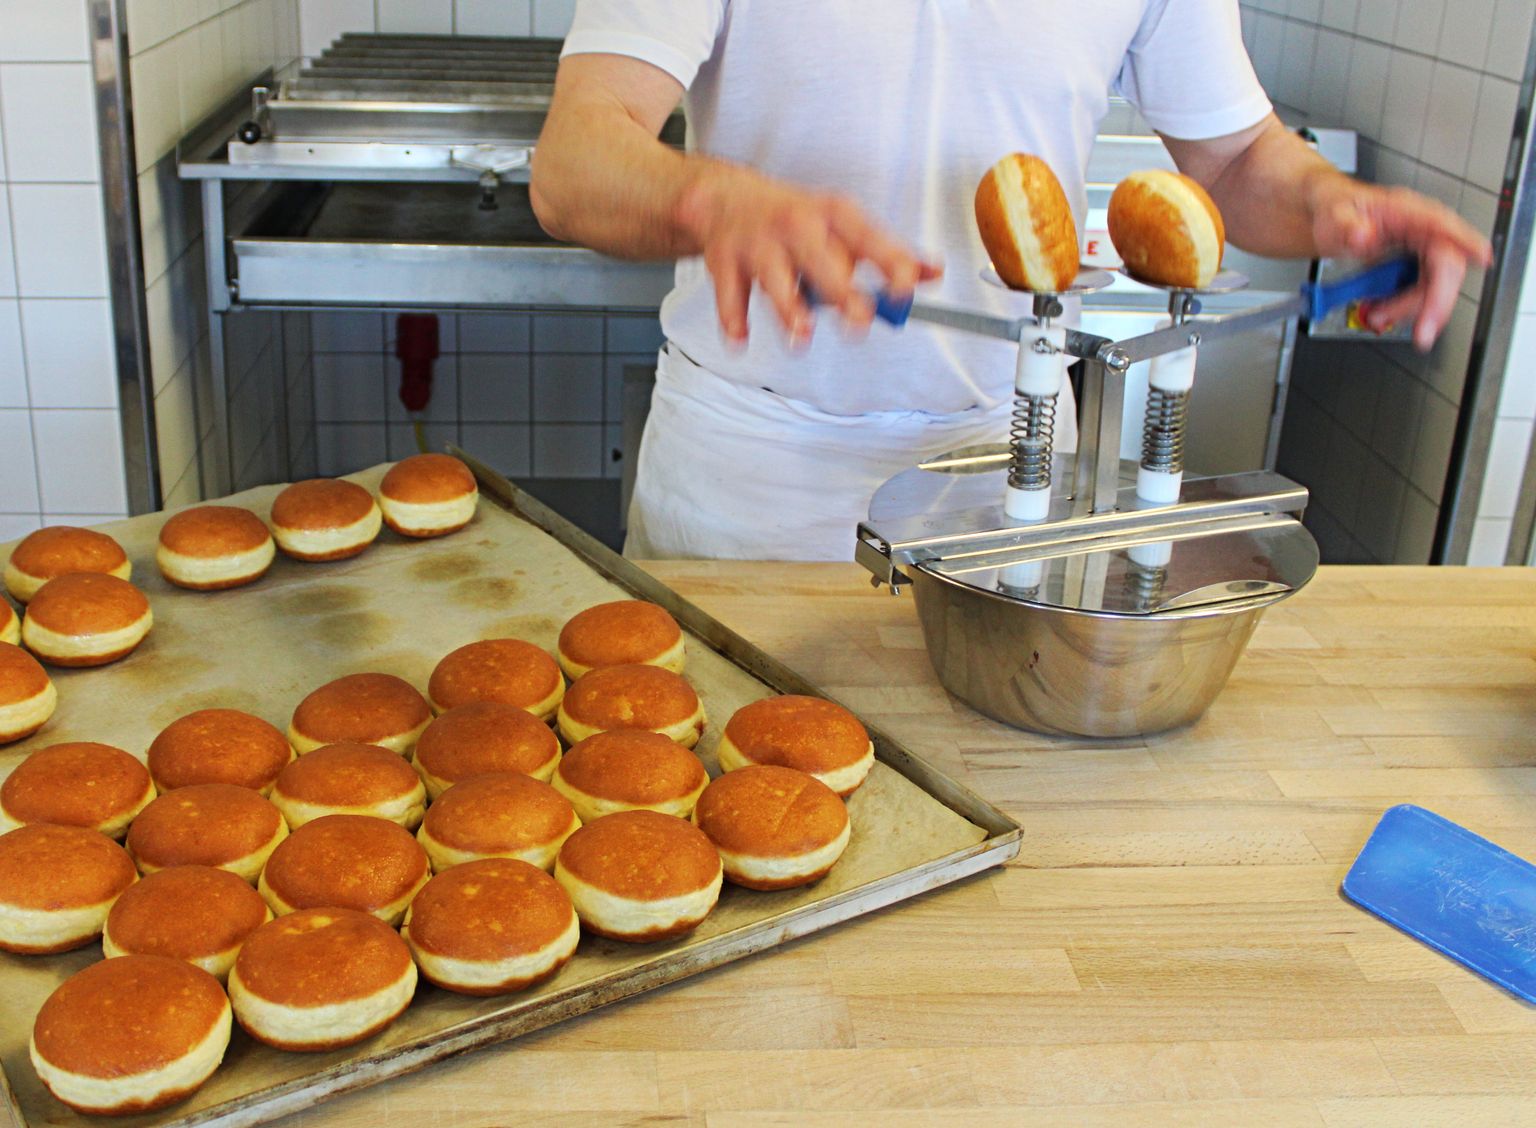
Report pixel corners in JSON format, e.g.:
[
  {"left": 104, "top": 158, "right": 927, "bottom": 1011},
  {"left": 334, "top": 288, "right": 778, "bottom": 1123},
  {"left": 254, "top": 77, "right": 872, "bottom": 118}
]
[{"left": 1342, "top": 804, "right": 1536, "bottom": 1003}]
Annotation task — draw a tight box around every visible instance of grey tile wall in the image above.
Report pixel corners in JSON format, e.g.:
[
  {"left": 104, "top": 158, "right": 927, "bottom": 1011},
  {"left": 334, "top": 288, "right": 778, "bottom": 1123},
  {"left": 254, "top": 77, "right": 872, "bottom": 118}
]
[
  {"left": 1240, "top": 0, "right": 1533, "bottom": 563},
  {"left": 311, "top": 310, "right": 663, "bottom": 483}
]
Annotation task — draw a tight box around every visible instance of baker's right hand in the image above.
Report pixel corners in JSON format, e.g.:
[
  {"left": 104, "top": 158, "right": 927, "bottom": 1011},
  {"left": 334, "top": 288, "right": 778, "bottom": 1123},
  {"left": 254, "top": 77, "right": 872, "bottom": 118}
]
[{"left": 673, "top": 171, "right": 942, "bottom": 347}]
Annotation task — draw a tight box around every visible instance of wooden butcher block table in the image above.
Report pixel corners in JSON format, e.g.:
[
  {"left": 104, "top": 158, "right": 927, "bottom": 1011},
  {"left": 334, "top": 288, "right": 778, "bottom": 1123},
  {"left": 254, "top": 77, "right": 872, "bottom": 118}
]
[{"left": 293, "top": 562, "right": 1536, "bottom": 1128}]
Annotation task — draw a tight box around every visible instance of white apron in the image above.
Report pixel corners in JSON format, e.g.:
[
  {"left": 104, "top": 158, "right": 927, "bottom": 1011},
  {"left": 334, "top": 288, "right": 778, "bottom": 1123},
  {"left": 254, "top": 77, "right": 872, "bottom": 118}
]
[{"left": 623, "top": 345, "right": 1073, "bottom": 561}]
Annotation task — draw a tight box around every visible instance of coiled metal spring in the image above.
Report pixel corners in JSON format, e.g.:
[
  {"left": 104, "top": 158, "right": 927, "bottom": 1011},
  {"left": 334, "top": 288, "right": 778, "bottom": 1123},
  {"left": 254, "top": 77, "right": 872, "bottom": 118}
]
[
  {"left": 1008, "top": 393, "right": 1056, "bottom": 492},
  {"left": 1124, "top": 560, "right": 1167, "bottom": 610},
  {"left": 1140, "top": 386, "right": 1189, "bottom": 474}
]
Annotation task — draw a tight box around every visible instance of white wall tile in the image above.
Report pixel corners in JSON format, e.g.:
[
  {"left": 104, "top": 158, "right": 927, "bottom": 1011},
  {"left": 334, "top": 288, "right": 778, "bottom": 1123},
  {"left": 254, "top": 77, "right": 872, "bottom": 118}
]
[
  {"left": 0, "top": 101, "right": 7, "bottom": 180},
  {"left": 1410, "top": 391, "right": 1459, "bottom": 501},
  {"left": 8, "top": 184, "right": 110, "bottom": 298},
  {"left": 1439, "top": 0, "right": 1498, "bottom": 69},
  {"left": 1341, "top": 40, "right": 1390, "bottom": 139},
  {"left": 1307, "top": 30, "right": 1351, "bottom": 124},
  {"left": 129, "top": 41, "right": 181, "bottom": 174},
  {"left": 1249, "top": 11, "right": 1284, "bottom": 90},
  {"left": 0, "top": 301, "right": 24, "bottom": 407},
  {"left": 126, "top": 0, "right": 181, "bottom": 55},
  {"left": 1478, "top": 418, "right": 1535, "bottom": 518},
  {"left": 310, "top": 311, "right": 384, "bottom": 352},
  {"left": 1274, "top": 20, "right": 1317, "bottom": 110},
  {"left": 456, "top": 0, "right": 531, "bottom": 36},
  {"left": 1393, "top": 0, "right": 1445, "bottom": 54},
  {"left": 1419, "top": 63, "right": 1479, "bottom": 178},
  {"left": 459, "top": 354, "right": 530, "bottom": 421},
  {"left": 20, "top": 299, "right": 118, "bottom": 408},
  {"left": 378, "top": 0, "right": 452, "bottom": 33},
  {"left": 1320, "top": 0, "right": 1359, "bottom": 32},
  {"left": 532, "top": 314, "right": 602, "bottom": 353},
  {"left": 1487, "top": 0, "right": 1536, "bottom": 79},
  {"left": 1500, "top": 313, "right": 1536, "bottom": 415},
  {"left": 459, "top": 422, "right": 530, "bottom": 477},
  {"left": 532, "top": 422, "right": 601, "bottom": 478},
  {"left": 0, "top": 514, "right": 42, "bottom": 539},
  {"left": 0, "top": 410, "right": 39, "bottom": 511},
  {"left": 531, "top": 0, "right": 576, "bottom": 39},
  {"left": 459, "top": 313, "right": 529, "bottom": 352},
  {"left": 313, "top": 353, "right": 386, "bottom": 421},
  {"left": 315, "top": 422, "right": 387, "bottom": 476},
  {"left": 0, "top": 64, "right": 100, "bottom": 181},
  {"left": 1467, "top": 76, "right": 1519, "bottom": 193},
  {"left": 1354, "top": 0, "right": 1399, "bottom": 42},
  {"left": 532, "top": 354, "right": 602, "bottom": 422},
  {"left": 154, "top": 361, "right": 200, "bottom": 486},
  {"left": 32, "top": 409, "right": 128, "bottom": 513},
  {"left": 300, "top": 0, "right": 374, "bottom": 57},
  {"left": 1380, "top": 51, "right": 1434, "bottom": 157},
  {"left": 0, "top": 0, "right": 90, "bottom": 62},
  {"left": 1394, "top": 485, "right": 1439, "bottom": 562},
  {"left": 1467, "top": 516, "right": 1513, "bottom": 564},
  {"left": 0, "top": 186, "right": 13, "bottom": 298}
]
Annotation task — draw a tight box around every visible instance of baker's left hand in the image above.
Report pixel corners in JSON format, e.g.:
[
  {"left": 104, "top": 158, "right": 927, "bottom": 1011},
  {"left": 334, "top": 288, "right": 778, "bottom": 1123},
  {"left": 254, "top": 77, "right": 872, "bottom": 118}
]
[{"left": 1310, "top": 179, "right": 1492, "bottom": 351}]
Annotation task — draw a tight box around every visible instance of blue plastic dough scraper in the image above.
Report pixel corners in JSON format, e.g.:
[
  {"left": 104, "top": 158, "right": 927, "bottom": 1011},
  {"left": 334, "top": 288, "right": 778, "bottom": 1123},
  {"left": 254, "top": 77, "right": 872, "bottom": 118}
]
[{"left": 1342, "top": 804, "right": 1536, "bottom": 1003}]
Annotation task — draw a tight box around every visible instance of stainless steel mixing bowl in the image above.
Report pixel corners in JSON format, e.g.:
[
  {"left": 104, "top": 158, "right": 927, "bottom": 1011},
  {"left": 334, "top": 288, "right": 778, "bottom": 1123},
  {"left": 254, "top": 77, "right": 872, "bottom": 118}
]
[{"left": 908, "top": 564, "right": 1293, "bottom": 737}]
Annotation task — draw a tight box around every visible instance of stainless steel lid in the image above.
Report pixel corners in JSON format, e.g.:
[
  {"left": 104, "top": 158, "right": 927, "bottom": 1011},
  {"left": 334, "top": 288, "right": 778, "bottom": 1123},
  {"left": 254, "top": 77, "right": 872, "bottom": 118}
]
[{"left": 864, "top": 446, "right": 1319, "bottom": 618}]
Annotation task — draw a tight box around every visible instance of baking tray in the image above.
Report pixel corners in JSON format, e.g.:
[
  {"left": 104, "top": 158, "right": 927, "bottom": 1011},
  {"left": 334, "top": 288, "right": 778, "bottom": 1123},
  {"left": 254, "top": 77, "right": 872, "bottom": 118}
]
[{"left": 0, "top": 456, "right": 1020, "bottom": 1128}]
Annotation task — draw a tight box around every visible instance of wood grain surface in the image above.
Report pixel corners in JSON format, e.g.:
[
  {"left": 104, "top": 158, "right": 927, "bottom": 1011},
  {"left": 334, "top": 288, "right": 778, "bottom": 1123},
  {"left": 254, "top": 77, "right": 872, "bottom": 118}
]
[{"left": 286, "top": 563, "right": 1536, "bottom": 1128}]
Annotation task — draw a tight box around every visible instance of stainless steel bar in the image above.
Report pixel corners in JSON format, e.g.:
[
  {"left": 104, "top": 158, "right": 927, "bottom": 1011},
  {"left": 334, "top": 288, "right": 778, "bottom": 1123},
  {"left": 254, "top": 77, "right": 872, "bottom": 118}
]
[
  {"left": 1108, "top": 296, "right": 1303, "bottom": 365},
  {"left": 90, "top": 0, "right": 161, "bottom": 513},
  {"left": 871, "top": 472, "right": 1309, "bottom": 566},
  {"left": 1090, "top": 353, "right": 1127, "bottom": 514},
  {"left": 1265, "top": 315, "right": 1299, "bottom": 471},
  {"left": 906, "top": 301, "right": 1031, "bottom": 342},
  {"left": 928, "top": 511, "right": 1304, "bottom": 576}
]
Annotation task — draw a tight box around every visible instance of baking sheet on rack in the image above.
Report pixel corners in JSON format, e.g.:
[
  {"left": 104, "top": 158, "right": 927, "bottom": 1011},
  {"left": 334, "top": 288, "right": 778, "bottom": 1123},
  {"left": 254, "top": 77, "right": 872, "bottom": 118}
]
[{"left": 0, "top": 465, "right": 992, "bottom": 1128}]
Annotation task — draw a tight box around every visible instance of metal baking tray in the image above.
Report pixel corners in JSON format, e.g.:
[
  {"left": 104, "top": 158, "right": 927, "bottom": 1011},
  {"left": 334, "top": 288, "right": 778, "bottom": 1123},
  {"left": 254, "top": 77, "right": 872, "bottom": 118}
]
[{"left": 0, "top": 455, "right": 1021, "bottom": 1128}]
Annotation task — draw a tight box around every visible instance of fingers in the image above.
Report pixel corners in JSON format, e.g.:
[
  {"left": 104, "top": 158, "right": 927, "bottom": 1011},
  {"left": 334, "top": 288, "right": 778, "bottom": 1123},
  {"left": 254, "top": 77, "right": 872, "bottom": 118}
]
[
  {"left": 698, "top": 187, "right": 935, "bottom": 344},
  {"left": 1411, "top": 240, "right": 1468, "bottom": 351},
  {"left": 755, "top": 241, "right": 814, "bottom": 346},
  {"left": 1357, "top": 240, "right": 1466, "bottom": 350},
  {"left": 705, "top": 247, "right": 752, "bottom": 346},
  {"left": 826, "top": 197, "right": 941, "bottom": 297},
  {"left": 1371, "top": 186, "right": 1493, "bottom": 265}
]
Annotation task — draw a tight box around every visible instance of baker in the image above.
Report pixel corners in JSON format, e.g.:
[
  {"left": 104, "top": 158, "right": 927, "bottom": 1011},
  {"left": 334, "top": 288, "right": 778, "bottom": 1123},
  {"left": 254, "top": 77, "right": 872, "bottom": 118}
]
[{"left": 530, "top": 1, "right": 1490, "bottom": 561}]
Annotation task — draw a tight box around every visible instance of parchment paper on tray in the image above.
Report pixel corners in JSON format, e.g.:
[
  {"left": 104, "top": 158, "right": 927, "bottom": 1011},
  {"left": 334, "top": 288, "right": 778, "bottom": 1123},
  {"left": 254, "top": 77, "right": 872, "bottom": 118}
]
[{"left": 0, "top": 463, "right": 1012, "bottom": 1128}]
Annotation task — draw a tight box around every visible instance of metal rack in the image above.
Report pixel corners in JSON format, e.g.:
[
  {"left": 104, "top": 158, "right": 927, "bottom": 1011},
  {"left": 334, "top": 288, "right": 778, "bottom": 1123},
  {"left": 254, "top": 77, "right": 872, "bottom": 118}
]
[{"left": 177, "top": 34, "right": 681, "bottom": 492}]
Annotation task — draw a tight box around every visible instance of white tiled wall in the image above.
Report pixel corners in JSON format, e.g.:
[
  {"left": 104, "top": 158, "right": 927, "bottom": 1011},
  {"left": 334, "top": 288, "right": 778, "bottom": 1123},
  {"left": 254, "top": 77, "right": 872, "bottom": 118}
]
[
  {"left": 299, "top": 0, "right": 570, "bottom": 55},
  {"left": 0, "top": 4, "right": 127, "bottom": 535},
  {"left": 127, "top": 0, "right": 303, "bottom": 507},
  {"left": 1243, "top": 0, "right": 1533, "bottom": 563}
]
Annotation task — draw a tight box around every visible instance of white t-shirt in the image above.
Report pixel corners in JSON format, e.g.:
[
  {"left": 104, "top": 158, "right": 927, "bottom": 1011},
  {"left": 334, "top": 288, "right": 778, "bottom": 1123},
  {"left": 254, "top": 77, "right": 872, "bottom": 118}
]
[{"left": 563, "top": 0, "right": 1271, "bottom": 418}]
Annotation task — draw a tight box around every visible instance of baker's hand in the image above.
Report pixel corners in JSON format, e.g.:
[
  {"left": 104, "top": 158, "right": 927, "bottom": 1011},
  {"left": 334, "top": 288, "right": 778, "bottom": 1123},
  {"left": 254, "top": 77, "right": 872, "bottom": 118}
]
[
  {"left": 674, "top": 170, "right": 941, "bottom": 346},
  {"left": 1310, "top": 178, "right": 1492, "bottom": 351}
]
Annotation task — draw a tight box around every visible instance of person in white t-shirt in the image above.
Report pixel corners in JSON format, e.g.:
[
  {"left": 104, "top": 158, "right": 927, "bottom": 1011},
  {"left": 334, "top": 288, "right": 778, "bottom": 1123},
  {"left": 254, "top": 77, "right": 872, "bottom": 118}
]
[{"left": 530, "top": 1, "right": 1490, "bottom": 561}]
